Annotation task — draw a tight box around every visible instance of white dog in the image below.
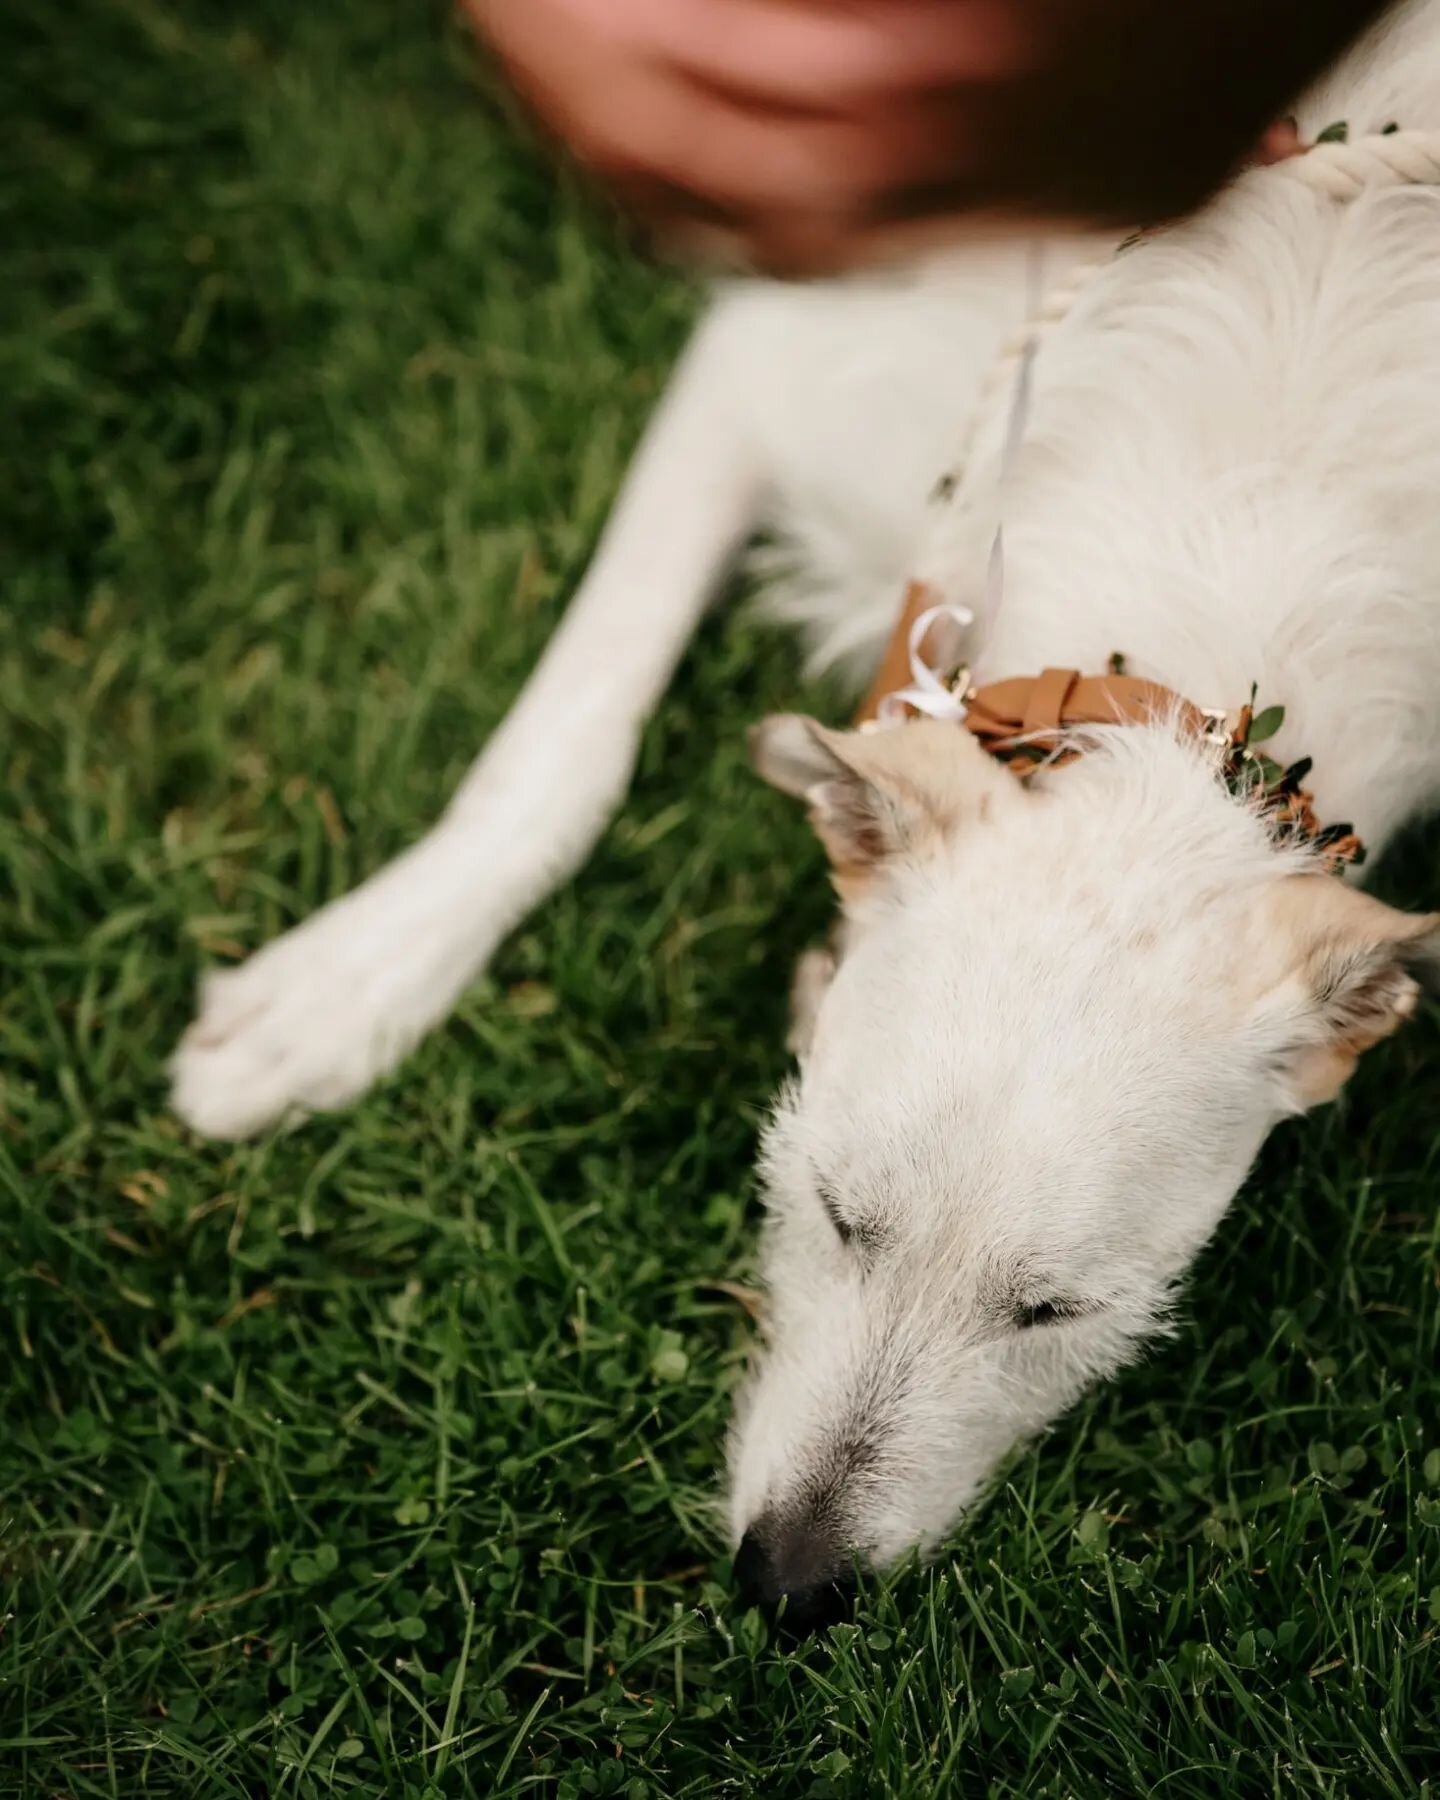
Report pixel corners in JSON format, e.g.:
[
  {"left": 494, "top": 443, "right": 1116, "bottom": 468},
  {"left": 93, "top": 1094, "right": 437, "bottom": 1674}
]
[{"left": 174, "top": 2, "right": 1440, "bottom": 1623}]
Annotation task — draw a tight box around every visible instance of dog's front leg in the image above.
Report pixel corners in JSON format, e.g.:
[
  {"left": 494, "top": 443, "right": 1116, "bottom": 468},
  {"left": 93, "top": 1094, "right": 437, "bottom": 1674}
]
[{"left": 171, "top": 303, "right": 761, "bottom": 1138}]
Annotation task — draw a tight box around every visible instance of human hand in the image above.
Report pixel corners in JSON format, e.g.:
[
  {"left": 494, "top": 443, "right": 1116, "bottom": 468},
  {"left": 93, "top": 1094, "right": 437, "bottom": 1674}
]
[{"left": 463, "top": 0, "right": 1393, "bottom": 273}]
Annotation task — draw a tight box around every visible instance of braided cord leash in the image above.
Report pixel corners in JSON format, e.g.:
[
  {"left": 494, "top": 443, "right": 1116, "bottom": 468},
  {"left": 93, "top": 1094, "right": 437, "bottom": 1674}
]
[{"left": 1277, "top": 124, "right": 1440, "bottom": 197}]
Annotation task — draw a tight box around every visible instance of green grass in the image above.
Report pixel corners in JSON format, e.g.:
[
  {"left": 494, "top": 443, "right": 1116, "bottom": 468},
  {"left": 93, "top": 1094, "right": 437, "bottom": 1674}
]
[{"left": 4, "top": 2, "right": 1440, "bottom": 1794}]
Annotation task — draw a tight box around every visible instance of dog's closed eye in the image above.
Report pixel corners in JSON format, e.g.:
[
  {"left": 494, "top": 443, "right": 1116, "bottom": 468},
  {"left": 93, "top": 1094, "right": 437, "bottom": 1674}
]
[
  {"left": 817, "top": 1179, "right": 855, "bottom": 1247},
  {"left": 1014, "top": 1298, "right": 1091, "bottom": 1330}
]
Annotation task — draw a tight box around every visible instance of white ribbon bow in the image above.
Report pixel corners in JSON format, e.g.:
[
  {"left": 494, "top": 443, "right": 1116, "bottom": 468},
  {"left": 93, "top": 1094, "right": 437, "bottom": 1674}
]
[{"left": 875, "top": 602, "right": 977, "bottom": 724}]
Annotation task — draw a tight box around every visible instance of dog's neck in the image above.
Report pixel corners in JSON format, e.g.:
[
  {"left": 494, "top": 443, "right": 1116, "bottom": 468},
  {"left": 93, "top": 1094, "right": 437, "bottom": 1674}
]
[
  {"left": 943, "top": 282, "right": 1440, "bottom": 854},
  {"left": 967, "top": 498, "right": 1426, "bottom": 857}
]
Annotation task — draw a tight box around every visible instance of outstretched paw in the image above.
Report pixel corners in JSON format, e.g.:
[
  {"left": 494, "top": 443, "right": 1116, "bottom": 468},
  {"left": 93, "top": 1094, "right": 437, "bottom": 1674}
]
[{"left": 170, "top": 874, "right": 475, "bottom": 1138}]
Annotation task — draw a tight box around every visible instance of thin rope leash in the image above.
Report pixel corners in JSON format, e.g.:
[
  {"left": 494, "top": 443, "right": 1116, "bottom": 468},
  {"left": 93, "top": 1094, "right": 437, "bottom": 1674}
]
[
  {"left": 874, "top": 260, "right": 1065, "bottom": 723},
  {"left": 1276, "top": 125, "right": 1440, "bottom": 197},
  {"left": 876, "top": 126, "right": 1440, "bottom": 727}
]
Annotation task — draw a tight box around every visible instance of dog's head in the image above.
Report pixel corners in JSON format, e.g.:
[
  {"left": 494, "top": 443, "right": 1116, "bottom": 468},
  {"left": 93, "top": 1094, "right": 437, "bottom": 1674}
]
[{"left": 730, "top": 714, "right": 1435, "bottom": 1621}]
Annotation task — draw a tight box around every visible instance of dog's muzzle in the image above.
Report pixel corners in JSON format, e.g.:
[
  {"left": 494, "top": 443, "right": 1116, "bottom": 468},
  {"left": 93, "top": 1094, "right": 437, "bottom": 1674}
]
[{"left": 733, "top": 1512, "right": 855, "bottom": 1634}]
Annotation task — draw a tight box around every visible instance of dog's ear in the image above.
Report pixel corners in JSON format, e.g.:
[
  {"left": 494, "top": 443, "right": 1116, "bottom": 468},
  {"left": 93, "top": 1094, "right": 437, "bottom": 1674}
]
[
  {"left": 749, "top": 714, "right": 1017, "bottom": 890},
  {"left": 1264, "top": 874, "right": 1439, "bottom": 1109}
]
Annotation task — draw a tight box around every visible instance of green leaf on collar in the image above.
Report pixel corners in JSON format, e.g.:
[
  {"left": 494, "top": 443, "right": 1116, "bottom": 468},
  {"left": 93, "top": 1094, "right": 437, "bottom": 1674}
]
[{"left": 1248, "top": 704, "right": 1286, "bottom": 744}]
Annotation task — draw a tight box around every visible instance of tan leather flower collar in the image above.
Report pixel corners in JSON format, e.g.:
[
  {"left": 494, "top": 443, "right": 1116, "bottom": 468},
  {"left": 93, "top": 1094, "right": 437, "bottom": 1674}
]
[{"left": 857, "top": 581, "right": 1364, "bottom": 873}]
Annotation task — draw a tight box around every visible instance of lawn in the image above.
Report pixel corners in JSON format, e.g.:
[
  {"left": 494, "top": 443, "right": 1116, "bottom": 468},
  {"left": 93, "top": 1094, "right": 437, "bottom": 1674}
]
[{"left": 5, "top": 2, "right": 1440, "bottom": 1795}]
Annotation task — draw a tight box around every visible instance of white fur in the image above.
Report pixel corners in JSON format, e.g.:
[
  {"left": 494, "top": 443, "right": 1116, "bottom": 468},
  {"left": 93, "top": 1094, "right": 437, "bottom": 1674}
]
[{"left": 172, "top": 0, "right": 1440, "bottom": 1577}]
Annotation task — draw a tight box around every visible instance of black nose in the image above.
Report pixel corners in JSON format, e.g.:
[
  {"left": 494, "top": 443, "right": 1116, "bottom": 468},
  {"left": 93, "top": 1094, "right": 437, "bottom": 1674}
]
[{"left": 734, "top": 1521, "right": 854, "bottom": 1633}]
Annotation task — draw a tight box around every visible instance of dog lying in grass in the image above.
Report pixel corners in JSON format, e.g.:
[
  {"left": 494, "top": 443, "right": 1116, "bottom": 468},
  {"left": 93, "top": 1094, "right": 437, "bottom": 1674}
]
[{"left": 174, "top": 1, "right": 1440, "bottom": 1625}]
